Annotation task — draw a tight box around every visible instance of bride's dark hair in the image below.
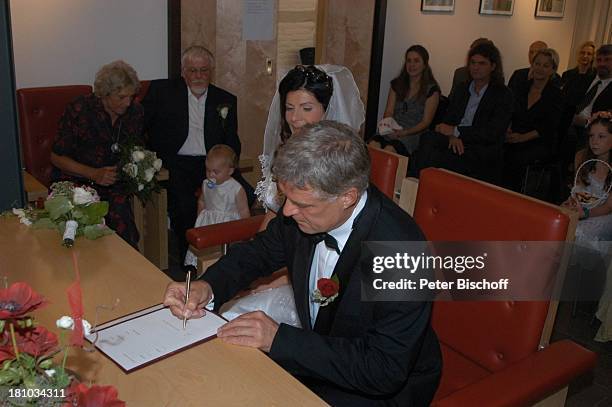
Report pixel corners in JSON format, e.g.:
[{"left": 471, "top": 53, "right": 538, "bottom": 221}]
[{"left": 278, "top": 65, "right": 333, "bottom": 142}]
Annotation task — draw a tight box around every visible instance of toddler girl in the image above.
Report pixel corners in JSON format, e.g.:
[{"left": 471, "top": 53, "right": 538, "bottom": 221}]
[{"left": 184, "top": 144, "right": 250, "bottom": 267}]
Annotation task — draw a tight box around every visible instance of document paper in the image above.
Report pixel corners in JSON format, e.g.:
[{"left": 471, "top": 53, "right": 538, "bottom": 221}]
[{"left": 86, "top": 304, "right": 226, "bottom": 373}]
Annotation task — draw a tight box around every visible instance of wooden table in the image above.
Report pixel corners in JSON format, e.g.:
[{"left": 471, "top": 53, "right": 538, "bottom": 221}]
[
  {"left": 0, "top": 217, "right": 325, "bottom": 406},
  {"left": 22, "top": 170, "right": 48, "bottom": 203}
]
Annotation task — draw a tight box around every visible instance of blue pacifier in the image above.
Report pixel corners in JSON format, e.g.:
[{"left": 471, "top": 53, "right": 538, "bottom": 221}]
[{"left": 206, "top": 178, "right": 217, "bottom": 189}]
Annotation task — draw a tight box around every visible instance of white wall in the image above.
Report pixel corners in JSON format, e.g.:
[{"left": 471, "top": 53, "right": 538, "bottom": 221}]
[
  {"left": 379, "top": 0, "right": 579, "bottom": 118},
  {"left": 10, "top": 0, "right": 167, "bottom": 89}
]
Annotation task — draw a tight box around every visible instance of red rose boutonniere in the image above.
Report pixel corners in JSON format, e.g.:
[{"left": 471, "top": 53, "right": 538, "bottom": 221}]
[{"left": 312, "top": 275, "right": 340, "bottom": 307}]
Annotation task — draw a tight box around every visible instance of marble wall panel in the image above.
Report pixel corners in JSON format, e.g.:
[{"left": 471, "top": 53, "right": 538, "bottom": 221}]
[
  {"left": 181, "top": 0, "right": 216, "bottom": 55},
  {"left": 321, "top": 0, "right": 374, "bottom": 106}
]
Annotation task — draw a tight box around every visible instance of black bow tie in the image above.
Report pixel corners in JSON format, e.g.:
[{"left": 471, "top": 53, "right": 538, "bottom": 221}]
[{"left": 313, "top": 233, "right": 341, "bottom": 255}]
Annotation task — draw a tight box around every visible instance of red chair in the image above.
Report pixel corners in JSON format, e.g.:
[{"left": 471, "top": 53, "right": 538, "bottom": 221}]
[
  {"left": 17, "top": 85, "right": 92, "bottom": 186},
  {"left": 412, "top": 168, "right": 596, "bottom": 407},
  {"left": 135, "top": 80, "right": 150, "bottom": 103}
]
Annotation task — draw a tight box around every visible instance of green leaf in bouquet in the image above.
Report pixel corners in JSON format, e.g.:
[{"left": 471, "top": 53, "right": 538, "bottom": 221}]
[
  {"left": 83, "top": 224, "right": 113, "bottom": 240},
  {"left": 53, "top": 369, "right": 71, "bottom": 389},
  {"left": 71, "top": 208, "right": 84, "bottom": 220},
  {"left": 78, "top": 201, "right": 109, "bottom": 225},
  {"left": 0, "top": 369, "right": 20, "bottom": 386},
  {"left": 32, "top": 218, "right": 57, "bottom": 230},
  {"left": 45, "top": 196, "right": 72, "bottom": 220},
  {"left": 19, "top": 354, "right": 36, "bottom": 371}
]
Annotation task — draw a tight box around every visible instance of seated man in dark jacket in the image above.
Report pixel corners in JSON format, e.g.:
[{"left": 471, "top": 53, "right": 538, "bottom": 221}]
[{"left": 414, "top": 42, "right": 513, "bottom": 184}]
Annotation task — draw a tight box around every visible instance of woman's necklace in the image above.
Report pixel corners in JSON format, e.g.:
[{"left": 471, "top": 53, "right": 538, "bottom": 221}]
[{"left": 110, "top": 120, "right": 123, "bottom": 154}]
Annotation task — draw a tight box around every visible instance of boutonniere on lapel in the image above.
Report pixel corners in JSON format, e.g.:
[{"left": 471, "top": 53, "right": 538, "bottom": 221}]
[
  {"left": 217, "top": 103, "right": 231, "bottom": 133},
  {"left": 312, "top": 275, "right": 340, "bottom": 307}
]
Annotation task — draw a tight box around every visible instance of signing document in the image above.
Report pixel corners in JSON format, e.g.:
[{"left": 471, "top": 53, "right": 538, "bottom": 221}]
[{"left": 86, "top": 304, "right": 226, "bottom": 372}]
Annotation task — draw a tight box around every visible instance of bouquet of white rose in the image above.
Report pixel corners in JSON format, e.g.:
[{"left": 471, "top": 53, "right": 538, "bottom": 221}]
[
  {"left": 12, "top": 181, "right": 112, "bottom": 247},
  {"left": 119, "top": 146, "right": 163, "bottom": 204}
]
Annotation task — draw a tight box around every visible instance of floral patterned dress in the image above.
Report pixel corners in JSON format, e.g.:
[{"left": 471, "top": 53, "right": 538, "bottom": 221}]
[{"left": 52, "top": 94, "right": 144, "bottom": 247}]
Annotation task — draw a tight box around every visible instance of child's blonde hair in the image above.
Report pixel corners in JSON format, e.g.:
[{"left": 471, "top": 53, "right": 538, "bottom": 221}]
[{"left": 207, "top": 144, "right": 238, "bottom": 168}]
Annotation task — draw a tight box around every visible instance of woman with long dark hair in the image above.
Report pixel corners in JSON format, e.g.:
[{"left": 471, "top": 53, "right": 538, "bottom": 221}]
[{"left": 369, "top": 45, "right": 440, "bottom": 156}]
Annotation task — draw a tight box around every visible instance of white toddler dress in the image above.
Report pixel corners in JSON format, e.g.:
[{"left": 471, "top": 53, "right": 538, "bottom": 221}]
[{"left": 184, "top": 178, "right": 243, "bottom": 267}]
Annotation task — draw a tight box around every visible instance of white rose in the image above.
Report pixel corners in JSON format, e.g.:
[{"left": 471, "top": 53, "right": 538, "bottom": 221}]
[
  {"left": 72, "top": 187, "right": 96, "bottom": 205},
  {"left": 123, "top": 163, "right": 138, "bottom": 178},
  {"left": 83, "top": 186, "right": 100, "bottom": 202},
  {"left": 56, "top": 316, "right": 74, "bottom": 330},
  {"left": 12, "top": 208, "right": 25, "bottom": 217},
  {"left": 44, "top": 369, "right": 56, "bottom": 378},
  {"left": 132, "top": 150, "right": 146, "bottom": 162},
  {"left": 144, "top": 168, "right": 155, "bottom": 182},
  {"left": 153, "top": 158, "right": 162, "bottom": 171},
  {"left": 82, "top": 319, "right": 92, "bottom": 336},
  {"left": 220, "top": 106, "right": 229, "bottom": 119},
  {"left": 55, "top": 316, "right": 92, "bottom": 335},
  {"left": 19, "top": 217, "right": 32, "bottom": 226},
  {"left": 138, "top": 184, "right": 144, "bottom": 191}
]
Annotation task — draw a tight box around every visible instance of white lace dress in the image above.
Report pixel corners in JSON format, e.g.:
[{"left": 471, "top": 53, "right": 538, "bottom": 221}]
[
  {"left": 573, "top": 174, "right": 612, "bottom": 342},
  {"left": 184, "top": 178, "right": 243, "bottom": 267}
]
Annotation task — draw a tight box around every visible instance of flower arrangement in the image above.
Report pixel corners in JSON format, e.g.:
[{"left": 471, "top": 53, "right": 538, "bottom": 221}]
[
  {"left": 0, "top": 282, "right": 125, "bottom": 406},
  {"left": 12, "top": 182, "right": 112, "bottom": 247},
  {"left": 311, "top": 276, "right": 340, "bottom": 307},
  {"left": 118, "top": 145, "right": 162, "bottom": 204}
]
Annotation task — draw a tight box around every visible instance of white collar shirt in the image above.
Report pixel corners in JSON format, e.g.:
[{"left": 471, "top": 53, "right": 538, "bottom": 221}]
[
  {"left": 178, "top": 87, "right": 208, "bottom": 156},
  {"left": 308, "top": 191, "right": 368, "bottom": 327}
]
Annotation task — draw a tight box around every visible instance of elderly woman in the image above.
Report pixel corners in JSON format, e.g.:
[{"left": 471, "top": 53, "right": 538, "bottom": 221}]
[
  {"left": 50, "top": 60, "right": 143, "bottom": 247},
  {"left": 502, "top": 48, "right": 563, "bottom": 193}
]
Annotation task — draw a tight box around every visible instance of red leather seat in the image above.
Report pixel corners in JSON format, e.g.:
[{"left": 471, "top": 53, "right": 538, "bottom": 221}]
[
  {"left": 368, "top": 146, "right": 399, "bottom": 200},
  {"left": 17, "top": 85, "right": 92, "bottom": 186},
  {"left": 414, "top": 168, "right": 596, "bottom": 406},
  {"left": 135, "top": 80, "right": 150, "bottom": 103}
]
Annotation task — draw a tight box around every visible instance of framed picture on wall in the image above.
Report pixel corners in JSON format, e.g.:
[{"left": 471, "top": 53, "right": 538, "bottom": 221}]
[
  {"left": 535, "top": 0, "right": 565, "bottom": 18},
  {"left": 479, "top": 0, "right": 514, "bottom": 16},
  {"left": 421, "top": 0, "right": 455, "bottom": 12}
]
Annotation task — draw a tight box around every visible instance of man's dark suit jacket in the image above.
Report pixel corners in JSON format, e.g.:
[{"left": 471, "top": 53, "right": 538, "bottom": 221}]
[
  {"left": 442, "top": 80, "right": 513, "bottom": 182},
  {"left": 508, "top": 67, "right": 561, "bottom": 96},
  {"left": 591, "top": 80, "right": 612, "bottom": 114},
  {"left": 142, "top": 78, "right": 241, "bottom": 164},
  {"left": 202, "top": 186, "right": 442, "bottom": 406}
]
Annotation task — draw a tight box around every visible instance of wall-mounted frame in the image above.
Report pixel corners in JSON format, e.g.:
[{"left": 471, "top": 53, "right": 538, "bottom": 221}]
[
  {"left": 421, "top": 0, "right": 455, "bottom": 12},
  {"left": 479, "top": 0, "right": 514, "bottom": 16},
  {"left": 535, "top": 0, "right": 565, "bottom": 18}
]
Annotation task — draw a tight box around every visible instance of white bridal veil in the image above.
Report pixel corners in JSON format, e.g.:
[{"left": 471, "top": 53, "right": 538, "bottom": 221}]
[{"left": 255, "top": 64, "right": 366, "bottom": 212}]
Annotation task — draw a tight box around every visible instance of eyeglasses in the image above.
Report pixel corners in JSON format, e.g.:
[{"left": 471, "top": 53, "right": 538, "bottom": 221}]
[
  {"left": 294, "top": 65, "right": 332, "bottom": 87},
  {"left": 185, "top": 67, "right": 210, "bottom": 75}
]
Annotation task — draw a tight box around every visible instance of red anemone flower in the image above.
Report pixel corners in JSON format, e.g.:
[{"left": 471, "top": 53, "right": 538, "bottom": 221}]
[
  {"left": 0, "top": 282, "right": 47, "bottom": 320},
  {"left": 65, "top": 382, "right": 125, "bottom": 407}
]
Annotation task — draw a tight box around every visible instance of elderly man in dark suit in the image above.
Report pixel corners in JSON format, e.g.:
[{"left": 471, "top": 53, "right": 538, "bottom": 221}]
[
  {"left": 163, "top": 121, "right": 442, "bottom": 406},
  {"left": 414, "top": 42, "right": 513, "bottom": 185},
  {"left": 143, "top": 46, "right": 252, "bottom": 262}
]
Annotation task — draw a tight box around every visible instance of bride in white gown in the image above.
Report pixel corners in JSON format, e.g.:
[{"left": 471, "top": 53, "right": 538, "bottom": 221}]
[{"left": 219, "top": 65, "right": 365, "bottom": 326}]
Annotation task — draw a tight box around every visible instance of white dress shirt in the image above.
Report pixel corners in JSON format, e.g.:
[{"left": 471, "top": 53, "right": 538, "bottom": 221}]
[
  {"left": 578, "top": 76, "right": 612, "bottom": 119},
  {"left": 178, "top": 87, "right": 208, "bottom": 156},
  {"left": 308, "top": 191, "right": 368, "bottom": 327}
]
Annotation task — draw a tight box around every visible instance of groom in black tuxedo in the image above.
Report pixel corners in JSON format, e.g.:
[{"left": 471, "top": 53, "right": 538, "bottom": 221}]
[
  {"left": 164, "top": 121, "right": 441, "bottom": 406},
  {"left": 143, "top": 46, "right": 252, "bottom": 261}
]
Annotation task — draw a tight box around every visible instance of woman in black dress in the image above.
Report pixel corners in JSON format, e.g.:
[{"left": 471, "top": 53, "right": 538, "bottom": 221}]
[
  {"left": 51, "top": 60, "right": 144, "bottom": 247},
  {"left": 503, "top": 48, "right": 563, "bottom": 192}
]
